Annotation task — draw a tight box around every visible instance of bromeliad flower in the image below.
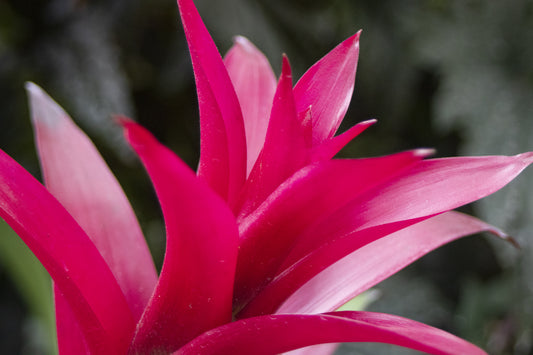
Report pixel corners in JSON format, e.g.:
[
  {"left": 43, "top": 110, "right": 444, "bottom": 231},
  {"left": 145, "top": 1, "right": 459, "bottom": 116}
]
[{"left": 0, "top": 0, "right": 532, "bottom": 354}]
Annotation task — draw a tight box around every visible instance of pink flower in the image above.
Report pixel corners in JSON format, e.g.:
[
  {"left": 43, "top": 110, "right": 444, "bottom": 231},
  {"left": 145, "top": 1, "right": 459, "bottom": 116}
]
[{"left": 0, "top": 0, "right": 531, "bottom": 354}]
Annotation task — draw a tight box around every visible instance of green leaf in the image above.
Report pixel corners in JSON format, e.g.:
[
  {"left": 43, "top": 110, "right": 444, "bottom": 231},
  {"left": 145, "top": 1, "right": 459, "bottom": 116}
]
[{"left": 0, "top": 218, "right": 56, "bottom": 355}]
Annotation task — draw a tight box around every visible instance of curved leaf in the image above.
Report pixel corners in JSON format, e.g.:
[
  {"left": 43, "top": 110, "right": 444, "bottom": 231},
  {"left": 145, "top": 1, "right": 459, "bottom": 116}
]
[
  {"left": 0, "top": 149, "right": 134, "bottom": 354},
  {"left": 277, "top": 211, "right": 509, "bottom": 314},
  {"left": 175, "top": 311, "right": 486, "bottom": 355},
  {"left": 310, "top": 119, "right": 376, "bottom": 161},
  {"left": 122, "top": 120, "right": 239, "bottom": 353},
  {"left": 293, "top": 32, "right": 360, "bottom": 144},
  {"left": 237, "top": 56, "right": 308, "bottom": 216},
  {"left": 177, "top": 0, "right": 247, "bottom": 206},
  {"left": 224, "top": 36, "right": 277, "bottom": 175},
  {"left": 234, "top": 150, "right": 431, "bottom": 309},
  {"left": 27, "top": 83, "right": 157, "bottom": 318},
  {"left": 241, "top": 153, "right": 533, "bottom": 316}
]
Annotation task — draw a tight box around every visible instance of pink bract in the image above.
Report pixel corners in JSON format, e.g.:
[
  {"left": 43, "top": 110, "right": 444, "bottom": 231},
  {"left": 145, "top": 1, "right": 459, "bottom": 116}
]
[{"left": 0, "top": 0, "right": 531, "bottom": 354}]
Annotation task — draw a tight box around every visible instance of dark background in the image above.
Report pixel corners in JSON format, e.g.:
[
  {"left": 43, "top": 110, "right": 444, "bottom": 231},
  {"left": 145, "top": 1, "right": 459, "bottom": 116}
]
[{"left": 0, "top": 0, "right": 532, "bottom": 354}]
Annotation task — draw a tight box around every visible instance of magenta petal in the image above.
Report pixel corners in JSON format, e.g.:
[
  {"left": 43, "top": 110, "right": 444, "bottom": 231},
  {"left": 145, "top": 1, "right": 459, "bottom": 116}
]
[
  {"left": 175, "top": 311, "right": 486, "bottom": 355},
  {"left": 177, "top": 0, "right": 247, "bottom": 205},
  {"left": 242, "top": 153, "right": 533, "bottom": 317},
  {"left": 236, "top": 56, "right": 309, "bottom": 216},
  {"left": 293, "top": 32, "right": 360, "bottom": 145},
  {"left": 278, "top": 211, "right": 509, "bottom": 314},
  {"left": 234, "top": 150, "right": 431, "bottom": 308},
  {"left": 122, "top": 121, "right": 239, "bottom": 353},
  {"left": 54, "top": 288, "right": 90, "bottom": 354},
  {"left": 224, "top": 36, "right": 277, "bottom": 175},
  {"left": 27, "top": 83, "right": 157, "bottom": 320},
  {"left": 0, "top": 150, "right": 134, "bottom": 354},
  {"left": 310, "top": 119, "right": 376, "bottom": 161}
]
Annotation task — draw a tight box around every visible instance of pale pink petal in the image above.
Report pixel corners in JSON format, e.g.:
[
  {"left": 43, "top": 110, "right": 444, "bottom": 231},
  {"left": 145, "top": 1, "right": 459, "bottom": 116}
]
[
  {"left": 278, "top": 211, "right": 509, "bottom": 314},
  {"left": 236, "top": 56, "right": 309, "bottom": 216},
  {"left": 310, "top": 119, "right": 377, "bottom": 161},
  {"left": 122, "top": 121, "right": 238, "bottom": 353},
  {"left": 0, "top": 150, "right": 134, "bottom": 354},
  {"left": 241, "top": 153, "right": 533, "bottom": 317},
  {"left": 233, "top": 150, "right": 431, "bottom": 309},
  {"left": 175, "top": 311, "right": 486, "bottom": 355},
  {"left": 177, "top": 0, "right": 247, "bottom": 206},
  {"left": 283, "top": 343, "right": 339, "bottom": 355},
  {"left": 239, "top": 219, "right": 426, "bottom": 318},
  {"left": 293, "top": 32, "right": 360, "bottom": 144},
  {"left": 224, "top": 36, "right": 277, "bottom": 175},
  {"left": 27, "top": 83, "right": 157, "bottom": 320}
]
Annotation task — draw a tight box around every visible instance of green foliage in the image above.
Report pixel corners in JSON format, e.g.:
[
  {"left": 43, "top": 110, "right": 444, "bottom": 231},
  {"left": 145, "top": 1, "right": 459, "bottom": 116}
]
[{"left": 0, "top": 219, "right": 56, "bottom": 354}]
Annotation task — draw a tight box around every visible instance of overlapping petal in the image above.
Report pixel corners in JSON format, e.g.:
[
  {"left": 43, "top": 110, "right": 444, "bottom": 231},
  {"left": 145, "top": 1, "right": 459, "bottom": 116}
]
[
  {"left": 0, "top": 0, "right": 530, "bottom": 354},
  {"left": 234, "top": 150, "right": 432, "bottom": 308},
  {"left": 0, "top": 150, "right": 134, "bottom": 354},
  {"left": 26, "top": 83, "right": 158, "bottom": 352},
  {"left": 177, "top": 0, "right": 247, "bottom": 206},
  {"left": 240, "top": 153, "right": 533, "bottom": 317},
  {"left": 175, "top": 311, "right": 486, "bottom": 355},
  {"left": 278, "top": 211, "right": 510, "bottom": 314},
  {"left": 310, "top": 119, "right": 376, "bottom": 162},
  {"left": 121, "top": 120, "right": 239, "bottom": 353},
  {"left": 236, "top": 57, "right": 309, "bottom": 216},
  {"left": 293, "top": 32, "right": 360, "bottom": 144},
  {"left": 224, "top": 36, "right": 277, "bottom": 175}
]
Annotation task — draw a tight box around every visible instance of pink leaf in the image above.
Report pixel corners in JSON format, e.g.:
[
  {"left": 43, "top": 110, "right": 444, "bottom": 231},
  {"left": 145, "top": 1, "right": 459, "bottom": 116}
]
[
  {"left": 293, "top": 32, "right": 360, "bottom": 145},
  {"left": 234, "top": 150, "right": 431, "bottom": 309},
  {"left": 241, "top": 153, "right": 533, "bottom": 317},
  {"left": 177, "top": 0, "right": 247, "bottom": 206},
  {"left": 54, "top": 288, "right": 90, "bottom": 354},
  {"left": 224, "top": 36, "right": 277, "bottom": 175},
  {"left": 175, "top": 311, "right": 486, "bottom": 355},
  {"left": 236, "top": 56, "right": 309, "bottom": 216},
  {"left": 278, "top": 211, "right": 509, "bottom": 314},
  {"left": 283, "top": 343, "right": 339, "bottom": 355},
  {"left": 310, "top": 119, "right": 376, "bottom": 161},
  {"left": 27, "top": 83, "right": 157, "bottom": 320},
  {"left": 122, "top": 120, "right": 239, "bottom": 353},
  {"left": 0, "top": 150, "right": 134, "bottom": 354}
]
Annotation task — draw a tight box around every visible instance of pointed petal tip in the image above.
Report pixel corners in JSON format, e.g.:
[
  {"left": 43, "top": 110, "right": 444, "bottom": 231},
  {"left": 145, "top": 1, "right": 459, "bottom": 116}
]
[
  {"left": 346, "top": 31, "right": 362, "bottom": 47},
  {"left": 24, "top": 81, "right": 42, "bottom": 94},
  {"left": 281, "top": 55, "right": 292, "bottom": 78},
  {"left": 232, "top": 35, "right": 257, "bottom": 54},
  {"left": 113, "top": 114, "right": 133, "bottom": 126},
  {"left": 25, "top": 82, "right": 68, "bottom": 128},
  {"left": 118, "top": 117, "right": 153, "bottom": 152},
  {"left": 518, "top": 151, "right": 533, "bottom": 165},
  {"left": 504, "top": 236, "right": 521, "bottom": 250},
  {"left": 413, "top": 148, "right": 436, "bottom": 158},
  {"left": 360, "top": 118, "right": 377, "bottom": 126}
]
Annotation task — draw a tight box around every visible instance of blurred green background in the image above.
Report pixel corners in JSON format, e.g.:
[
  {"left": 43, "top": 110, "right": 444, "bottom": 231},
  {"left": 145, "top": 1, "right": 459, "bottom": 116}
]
[{"left": 0, "top": 0, "right": 532, "bottom": 354}]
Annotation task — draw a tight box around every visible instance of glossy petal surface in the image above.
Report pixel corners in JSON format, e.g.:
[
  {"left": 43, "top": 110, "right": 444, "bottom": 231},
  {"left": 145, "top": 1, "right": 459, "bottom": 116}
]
[
  {"left": 123, "top": 121, "right": 239, "bottom": 353},
  {"left": 283, "top": 343, "right": 339, "bottom": 355},
  {"left": 27, "top": 83, "right": 157, "bottom": 318},
  {"left": 310, "top": 119, "right": 376, "bottom": 161},
  {"left": 234, "top": 150, "right": 430, "bottom": 308},
  {"left": 177, "top": 0, "right": 247, "bottom": 205},
  {"left": 242, "top": 153, "right": 533, "bottom": 316},
  {"left": 0, "top": 150, "right": 134, "bottom": 354},
  {"left": 294, "top": 32, "right": 360, "bottom": 144},
  {"left": 278, "top": 211, "right": 509, "bottom": 314},
  {"left": 175, "top": 311, "right": 486, "bottom": 355},
  {"left": 237, "top": 57, "right": 309, "bottom": 216},
  {"left": 224, "top": 36, "right": 277, "bottom": 175}
]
